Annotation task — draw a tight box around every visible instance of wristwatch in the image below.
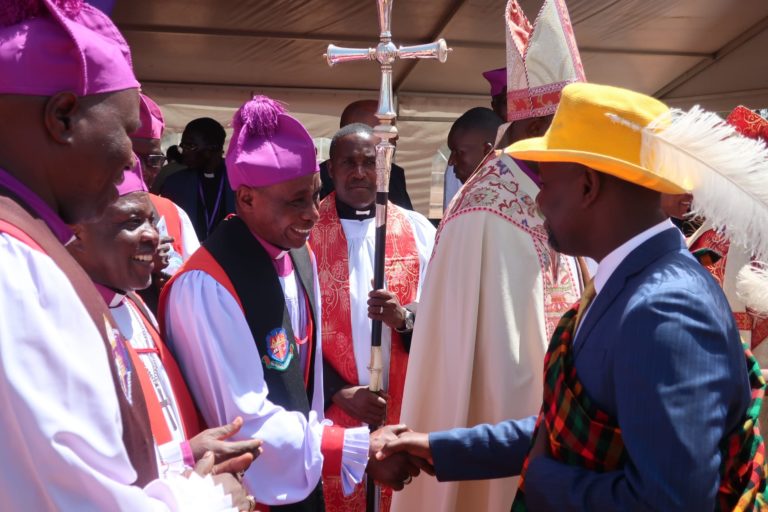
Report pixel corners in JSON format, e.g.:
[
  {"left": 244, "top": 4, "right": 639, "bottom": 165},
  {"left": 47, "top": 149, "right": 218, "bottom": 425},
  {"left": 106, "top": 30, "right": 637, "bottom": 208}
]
[{"left": 395, "top": 308, "right": 415, "bottom": 333}]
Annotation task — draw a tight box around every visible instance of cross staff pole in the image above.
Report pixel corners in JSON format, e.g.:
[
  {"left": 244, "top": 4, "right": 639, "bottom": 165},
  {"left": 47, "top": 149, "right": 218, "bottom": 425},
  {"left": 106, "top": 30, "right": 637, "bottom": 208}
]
[{"left": 324, "top": 2, "right": 449, "bottom": 511}]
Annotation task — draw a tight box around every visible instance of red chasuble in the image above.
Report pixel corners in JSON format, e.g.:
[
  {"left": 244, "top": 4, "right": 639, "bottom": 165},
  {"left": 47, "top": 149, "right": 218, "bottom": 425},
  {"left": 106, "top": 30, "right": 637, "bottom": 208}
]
[{"left": 312, "top": 193, "right": 420, "bottom": 512}]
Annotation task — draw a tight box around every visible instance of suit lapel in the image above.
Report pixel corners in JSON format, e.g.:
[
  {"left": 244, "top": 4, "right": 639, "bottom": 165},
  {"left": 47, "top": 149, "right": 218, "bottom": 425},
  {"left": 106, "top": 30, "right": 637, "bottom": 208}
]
[{"left": 573, "top": 228, "right": 686, "bottom": 357}]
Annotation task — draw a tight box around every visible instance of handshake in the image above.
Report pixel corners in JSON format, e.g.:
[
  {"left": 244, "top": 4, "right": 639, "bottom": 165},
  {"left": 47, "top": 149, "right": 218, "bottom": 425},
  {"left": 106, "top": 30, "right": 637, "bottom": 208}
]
[{"left": 366, "top": 424, "right": 434, "bottom": 490}]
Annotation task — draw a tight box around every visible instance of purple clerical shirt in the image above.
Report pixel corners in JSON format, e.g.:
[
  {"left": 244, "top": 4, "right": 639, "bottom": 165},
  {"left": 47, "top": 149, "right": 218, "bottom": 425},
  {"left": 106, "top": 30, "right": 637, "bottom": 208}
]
[
  {"left": 0, "top": 167, "right": 73, "bottom": 245},
  {"left": 514, "top": 158, "right": 542, "bottom": 188}
]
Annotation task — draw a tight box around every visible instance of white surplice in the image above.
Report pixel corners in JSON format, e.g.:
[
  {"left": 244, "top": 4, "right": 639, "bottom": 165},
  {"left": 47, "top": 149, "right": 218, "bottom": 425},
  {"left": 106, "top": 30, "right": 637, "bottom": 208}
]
[
  {"left": 164, "top": 252, "right": 369, "bottom": 506},
  {"left": 339, "top": 208, "right": 436, "bottom": 388},
  {"left": 393, "top": 152, "right": 582, "bottom": 512},
  {"left": 0, "top": 234, "right": 233, "bottom": 511}
]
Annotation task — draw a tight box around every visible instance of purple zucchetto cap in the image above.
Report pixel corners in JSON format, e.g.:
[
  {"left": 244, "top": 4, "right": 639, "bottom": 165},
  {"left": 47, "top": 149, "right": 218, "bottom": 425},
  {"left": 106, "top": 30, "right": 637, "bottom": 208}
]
[
  {"left": 132, "top": 93, "right": 164, "bottom": 140},
  {"left": 226, "top": 95, "right": 319, "bottom": 190},
  {"left": 482, "top": 67, "right": 507, "bottom": 97},
  {"left": 0, "top": 0, "right": 139, "bottom": 96},
  {"left": 116, "top": 155, "right": 148, "bottom": 196}
]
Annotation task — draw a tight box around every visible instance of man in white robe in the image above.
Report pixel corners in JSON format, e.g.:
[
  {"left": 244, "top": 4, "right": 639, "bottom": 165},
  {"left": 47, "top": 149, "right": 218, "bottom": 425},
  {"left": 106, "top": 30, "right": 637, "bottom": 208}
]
[
  {"left": 162, "top": 97, "right": 425, "bottom": 509},
  {"left": 69, "top": 164, "right": 263, "bottom": 487},
  {"left": 394, "top": 1, "right": 586, "bottom": 510},
  {"left": 310, "top": 123, "right": 436, "bottom": 511},
  {"left": 0, "top": 1, "right": 242, "bottom": 509}
]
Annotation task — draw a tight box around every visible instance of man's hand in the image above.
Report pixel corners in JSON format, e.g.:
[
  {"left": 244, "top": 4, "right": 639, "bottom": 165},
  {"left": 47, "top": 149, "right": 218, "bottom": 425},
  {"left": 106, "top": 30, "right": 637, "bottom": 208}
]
[
  {"left": 192, "top": 451, "right": 252, "bottom": 511},
  {"left": 366, "top": 424, "right": 433, "bottom": 490},
  {"left": 375, "top": 430, "right": 433, "bottom": 467},
  {"left": 153, "top": 235, "right": 174, "bottom": 275},
  {"left": 368, "top": 289, "right": 407, "bottom": 330},
  {"left": 332, "top": 385, "right": 388, "bottom": 425},
  {"left": 189, "top": 416, "right": 263, "bottom": 475}
]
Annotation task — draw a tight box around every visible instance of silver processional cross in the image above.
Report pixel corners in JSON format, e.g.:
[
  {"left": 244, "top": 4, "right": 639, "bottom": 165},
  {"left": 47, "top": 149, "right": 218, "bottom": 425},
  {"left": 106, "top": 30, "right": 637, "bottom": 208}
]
[{"left": 324, "top": 2, "right": 449, "bottom": 510}]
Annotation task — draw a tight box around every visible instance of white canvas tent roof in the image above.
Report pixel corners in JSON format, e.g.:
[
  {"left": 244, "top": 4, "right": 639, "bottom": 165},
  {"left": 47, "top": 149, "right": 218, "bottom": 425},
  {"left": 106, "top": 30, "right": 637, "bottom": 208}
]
[{"left": 113, "top": 0, "right": 768, "bottom": 216}]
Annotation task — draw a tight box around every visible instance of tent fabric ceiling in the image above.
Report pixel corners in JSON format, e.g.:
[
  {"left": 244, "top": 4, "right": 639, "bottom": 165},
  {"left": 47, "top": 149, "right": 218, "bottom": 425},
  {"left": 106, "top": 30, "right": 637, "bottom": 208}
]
[
  {"left": 114, "top": 0, "right": 768, "bottom": 103},
  {"left": 112, "top": 0, "right": 768, "bottom": 216}
]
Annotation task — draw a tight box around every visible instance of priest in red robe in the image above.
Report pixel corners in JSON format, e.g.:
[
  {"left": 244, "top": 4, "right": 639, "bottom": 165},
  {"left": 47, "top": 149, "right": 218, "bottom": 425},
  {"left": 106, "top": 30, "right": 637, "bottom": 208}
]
[{"left": 310, "top": 123, "right": 436, "bottom": 511}]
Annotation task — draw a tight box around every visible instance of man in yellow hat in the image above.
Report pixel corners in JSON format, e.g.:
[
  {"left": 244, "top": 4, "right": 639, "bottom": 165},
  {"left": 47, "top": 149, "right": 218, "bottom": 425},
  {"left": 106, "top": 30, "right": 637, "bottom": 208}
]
[{"left": 379, "top": 82, "right": 768, "bottom": 511}]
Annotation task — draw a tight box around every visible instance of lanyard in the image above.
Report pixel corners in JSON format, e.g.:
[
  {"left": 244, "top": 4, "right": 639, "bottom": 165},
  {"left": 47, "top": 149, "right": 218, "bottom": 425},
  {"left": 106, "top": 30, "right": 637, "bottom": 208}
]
[{"left": 197, "top": 173, "right": 225, "bottom": 237}]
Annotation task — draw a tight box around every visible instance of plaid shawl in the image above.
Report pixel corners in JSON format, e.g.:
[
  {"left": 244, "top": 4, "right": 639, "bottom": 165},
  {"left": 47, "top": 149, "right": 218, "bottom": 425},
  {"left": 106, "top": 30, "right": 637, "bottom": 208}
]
[{"left": 511, "top": 304, "right": 768, "bottom": 511}]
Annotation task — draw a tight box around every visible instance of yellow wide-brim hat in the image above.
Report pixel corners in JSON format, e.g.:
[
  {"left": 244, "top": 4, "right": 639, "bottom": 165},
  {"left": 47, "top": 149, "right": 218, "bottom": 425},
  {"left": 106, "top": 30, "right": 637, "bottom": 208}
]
[{"left": 505, "top": 82, "right": 687, "bottom": 194}]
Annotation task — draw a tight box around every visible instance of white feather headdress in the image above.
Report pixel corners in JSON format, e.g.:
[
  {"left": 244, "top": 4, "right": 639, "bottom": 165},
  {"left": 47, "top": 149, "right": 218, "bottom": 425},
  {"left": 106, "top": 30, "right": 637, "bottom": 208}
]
[
  {"left": 640, "top": 106, "right": 768, "bottom": 260},
  {"left": 737, "top": 264, "right": 768, "bottom": 317}
]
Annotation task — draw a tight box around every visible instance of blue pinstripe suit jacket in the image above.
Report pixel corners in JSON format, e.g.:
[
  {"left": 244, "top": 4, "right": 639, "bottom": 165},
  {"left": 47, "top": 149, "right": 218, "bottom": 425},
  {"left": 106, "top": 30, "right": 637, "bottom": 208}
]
[{"left": 429, "top": 227, "right": 751, "bottom": 511}]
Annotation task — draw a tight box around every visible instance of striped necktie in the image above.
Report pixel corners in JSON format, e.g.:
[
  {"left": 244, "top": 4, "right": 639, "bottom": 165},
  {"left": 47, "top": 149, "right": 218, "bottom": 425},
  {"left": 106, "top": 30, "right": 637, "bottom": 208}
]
[{"left": 574, "top": 279, "right": 596, "bottom": 330}]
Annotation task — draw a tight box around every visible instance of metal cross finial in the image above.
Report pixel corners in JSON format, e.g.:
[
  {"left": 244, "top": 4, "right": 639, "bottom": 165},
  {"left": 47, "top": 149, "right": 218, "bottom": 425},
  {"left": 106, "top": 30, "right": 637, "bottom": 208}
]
[{"left": 325, "top": 0, "right": 450, "bottom": 192}]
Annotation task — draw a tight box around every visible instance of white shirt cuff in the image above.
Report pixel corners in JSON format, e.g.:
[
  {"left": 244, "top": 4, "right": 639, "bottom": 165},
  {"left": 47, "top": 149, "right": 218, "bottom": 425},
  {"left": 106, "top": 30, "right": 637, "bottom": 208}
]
[{"left": 340, "top": 425, "right": 370, "bottom": 495}]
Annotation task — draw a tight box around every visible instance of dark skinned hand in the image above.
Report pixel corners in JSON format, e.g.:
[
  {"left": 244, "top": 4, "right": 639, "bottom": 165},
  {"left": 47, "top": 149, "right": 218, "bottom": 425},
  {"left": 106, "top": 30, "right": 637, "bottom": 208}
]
[
  {"left": 368, "top": 289, "right": 407, "bottom": 330},
  {"left": 191, "top": 451, "right": 251, "bottom": 511},
  {"left": 367, "top": 424, "right": 434, "bottom": 490},
  {"left": 375, "top": 430, "right": 434, "bottom": 469},
  {"left": 332, "top": 385, "right": 388, "bottom": 425},
  {"left": 189, "top": 416, "right": 263, "bottom": 475},
  {"left": 153, "top": 235, "right": 174, "bottom": 275}
]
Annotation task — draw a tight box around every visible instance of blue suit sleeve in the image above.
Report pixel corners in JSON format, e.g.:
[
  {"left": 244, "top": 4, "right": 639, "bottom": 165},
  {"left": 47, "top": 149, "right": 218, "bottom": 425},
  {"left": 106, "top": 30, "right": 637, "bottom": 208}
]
[
  {"left": 429, "top": 416, "right": 536, "bottom": 481},
  {"left": 524, "top": 287, "right": 749, "bottom": 511}
]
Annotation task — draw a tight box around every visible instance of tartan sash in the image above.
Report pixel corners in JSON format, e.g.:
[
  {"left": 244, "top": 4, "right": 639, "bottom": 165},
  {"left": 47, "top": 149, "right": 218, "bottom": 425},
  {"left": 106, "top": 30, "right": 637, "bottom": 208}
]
[{"left": 511, "top": 304, "right": 768, "bottom": 511}]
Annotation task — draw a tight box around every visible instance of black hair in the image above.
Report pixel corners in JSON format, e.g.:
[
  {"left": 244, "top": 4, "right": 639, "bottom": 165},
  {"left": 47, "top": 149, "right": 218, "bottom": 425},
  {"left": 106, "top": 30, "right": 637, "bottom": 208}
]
[
  {"left": 450, "top": 107, "right": 504, "bottom": 142},
  {"left": 182, "top": 117, "right": 226, "bottom": 149},
  {"left": 329, "top": 123, "right": 374, "bottom": 159}
]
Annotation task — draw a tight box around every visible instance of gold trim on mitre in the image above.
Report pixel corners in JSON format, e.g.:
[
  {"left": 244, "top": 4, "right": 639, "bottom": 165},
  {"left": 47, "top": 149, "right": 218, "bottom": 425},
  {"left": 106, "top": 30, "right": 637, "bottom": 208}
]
[{"left": 505, "top": 0, "right": 586, "bottom": 122}]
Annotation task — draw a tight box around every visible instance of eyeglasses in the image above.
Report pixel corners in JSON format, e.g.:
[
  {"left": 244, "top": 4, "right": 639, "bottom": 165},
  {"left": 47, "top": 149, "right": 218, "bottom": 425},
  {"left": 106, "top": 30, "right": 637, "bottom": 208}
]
[
  {"left": 145, "top": 154, "right": 167, "bottom": 169},
  {"left": 179, "top": 142, "right": 220, "bottom": 153}
]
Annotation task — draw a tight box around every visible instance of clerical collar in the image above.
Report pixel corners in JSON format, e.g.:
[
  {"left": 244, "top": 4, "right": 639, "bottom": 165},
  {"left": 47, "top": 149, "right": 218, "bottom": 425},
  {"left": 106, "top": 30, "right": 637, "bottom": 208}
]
[
  {"left": 252, "top": 232, "right": 294, "bottom": 277},
  {"left": 203, "top": 172, "right": 215, "bottom": 179},
  {"left": 94, "top": 282, "right": 127, "bottom": 308},
  {"left": 336, "top": 199, "right": 374, "bottom": 220}
]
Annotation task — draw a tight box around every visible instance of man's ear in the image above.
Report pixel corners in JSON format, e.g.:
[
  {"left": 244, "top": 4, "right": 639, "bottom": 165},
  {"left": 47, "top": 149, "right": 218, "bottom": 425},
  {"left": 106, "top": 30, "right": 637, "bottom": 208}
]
[
  {"left": 525, "top": 116, "right": 552, "bottom": 138},
  {"left": 236, "top": 186, "right": 256, "bottom": 213},
  {"left": 44, "top": 92, "right": 79, "bottom": 144},
  {"left": 581, "top": 167, "right": 602, "bottom": 208}
]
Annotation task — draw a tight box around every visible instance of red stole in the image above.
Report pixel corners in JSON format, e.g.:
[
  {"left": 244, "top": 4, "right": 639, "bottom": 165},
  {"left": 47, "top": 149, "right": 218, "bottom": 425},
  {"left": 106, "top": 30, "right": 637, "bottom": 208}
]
[
  {"left": 125, "top": 293, "right": 203, "bottom": 440},
  {"left": 312, "top": 193, "right": 420, "bottom": 427}
]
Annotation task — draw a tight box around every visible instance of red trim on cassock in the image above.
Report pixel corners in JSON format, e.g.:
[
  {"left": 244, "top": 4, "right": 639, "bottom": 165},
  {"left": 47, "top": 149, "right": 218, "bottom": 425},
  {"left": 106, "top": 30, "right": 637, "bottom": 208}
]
[
  {"left": 0, "top": 219, "right": 43, "bottom": 252},
  {"left": 320, "top": 424, "right": 346, "bottom": 479}
]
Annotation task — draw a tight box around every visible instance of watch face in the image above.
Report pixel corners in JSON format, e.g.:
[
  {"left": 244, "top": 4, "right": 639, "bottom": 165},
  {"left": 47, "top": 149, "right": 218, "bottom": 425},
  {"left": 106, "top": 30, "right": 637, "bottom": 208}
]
[{"left": 401, "top": 310, "right": 415, "bottom": 331}]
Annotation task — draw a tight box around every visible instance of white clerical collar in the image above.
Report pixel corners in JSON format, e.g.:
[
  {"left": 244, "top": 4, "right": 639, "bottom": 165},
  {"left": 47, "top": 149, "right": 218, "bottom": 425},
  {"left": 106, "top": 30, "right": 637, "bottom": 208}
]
[{"left": 593, "top": 218, "right": 678, "bottom": 295}]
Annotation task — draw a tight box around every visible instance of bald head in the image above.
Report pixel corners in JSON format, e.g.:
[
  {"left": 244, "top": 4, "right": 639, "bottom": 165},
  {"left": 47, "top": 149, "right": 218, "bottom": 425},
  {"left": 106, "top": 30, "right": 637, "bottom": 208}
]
[{"left": 340, "top": 100, "right": 395, "bottom": 128}]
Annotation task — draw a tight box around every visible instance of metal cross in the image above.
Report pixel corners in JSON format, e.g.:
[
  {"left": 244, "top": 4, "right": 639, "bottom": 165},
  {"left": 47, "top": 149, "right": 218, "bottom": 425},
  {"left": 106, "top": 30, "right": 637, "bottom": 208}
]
[
  {"left": 324, "top": 3, "right": 449, "bottom": 511},
  {"left": 324, "top": 0, "right": 450, "bottom": 391}
]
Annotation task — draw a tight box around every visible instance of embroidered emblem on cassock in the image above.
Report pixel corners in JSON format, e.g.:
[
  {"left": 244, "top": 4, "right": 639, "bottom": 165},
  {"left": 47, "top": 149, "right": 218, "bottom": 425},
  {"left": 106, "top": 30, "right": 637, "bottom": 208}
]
[
  {"left": 263, "top": 327, "right": 294, "bottom": 371},
  {"left": 104, "top": 315, "right": 133, "bottom": 404}
]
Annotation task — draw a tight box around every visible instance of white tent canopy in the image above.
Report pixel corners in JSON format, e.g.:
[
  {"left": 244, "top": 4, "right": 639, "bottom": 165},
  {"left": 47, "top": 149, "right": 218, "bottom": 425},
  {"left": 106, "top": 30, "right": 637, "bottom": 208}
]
[{"left": 113, "top": 0, "right": 768, "bottom": 216}]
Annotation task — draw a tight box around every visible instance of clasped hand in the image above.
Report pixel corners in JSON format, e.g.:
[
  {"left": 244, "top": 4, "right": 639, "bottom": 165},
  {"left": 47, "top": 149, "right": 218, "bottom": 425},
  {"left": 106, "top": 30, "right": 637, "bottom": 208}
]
[{"left": 366, "top": 424, "right": 435, "bottom": 491}]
